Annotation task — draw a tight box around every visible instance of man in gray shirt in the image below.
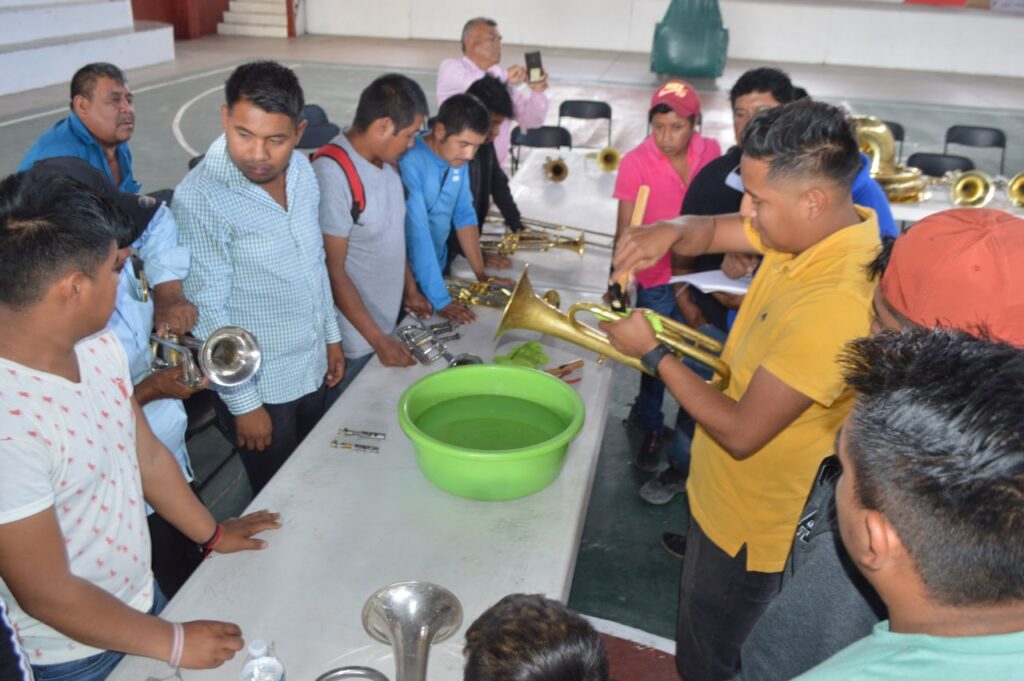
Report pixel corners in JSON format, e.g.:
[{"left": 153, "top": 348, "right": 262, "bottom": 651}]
[{"left": 313, "top": 74, "right": 431, "bottom": 402}]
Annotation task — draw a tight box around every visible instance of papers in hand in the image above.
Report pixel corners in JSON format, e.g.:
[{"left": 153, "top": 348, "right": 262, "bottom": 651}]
[{"left": 669, "top": 269, "right": 751, "bottom": 295}]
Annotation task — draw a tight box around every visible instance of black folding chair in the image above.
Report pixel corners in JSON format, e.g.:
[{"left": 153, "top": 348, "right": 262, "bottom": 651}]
[
  {"left": 943, "top": 125, "right": 1007, "bottom": 175},
  {"left": 557, "top": 100, "right": 613, "bottom": 147},
  {"left": 906, "top": 152, "right": 975, "bottom": 178},
  {"left": 510, "top": 125, "right": 572, "bottom": 173},
  {"left": 883, "top": 120, "right": 905, "bottom": 163}
]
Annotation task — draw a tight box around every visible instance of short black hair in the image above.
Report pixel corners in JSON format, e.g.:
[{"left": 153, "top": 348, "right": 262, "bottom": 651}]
[
  {"left": 0, "top": 167, "right": 125, "bottom": 309},
  {"left": 741, "top": 100, "right": 860, "bottom": 190},
  {"left": 352, "top": 74, "right": 429, "bottom": 134},
  {"left": 69, "top": 62, "right": 125, "bottom": 109},
  {"left": 729, "top": 67, "right": 796, "bottom": 108},
  {"left": 461, "top": 17, "right": 497, "bottom": 52},
  {"left": 225, "top": 61, "right": 304, "bottom": 124},
  {"left": 434, "top": 94, "right": 490, "bottom": 140},
  {"left": 648, "top": 102, "right": 696, "bottom": 127},
  {"left": 466, "top": 75, "right": 514, "bottom": 119},
  {"left": 842, "top": 328, "right": 1024, "bottom": 607},
  {"left": 463, "top": 594, "right": 609, "bottom": 681},
  {"left": 865, "top": 236, "right": 895, "bottom": 281}
]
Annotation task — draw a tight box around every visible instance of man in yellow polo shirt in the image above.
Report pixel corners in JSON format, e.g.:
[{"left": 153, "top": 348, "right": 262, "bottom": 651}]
[{"left": 604, "top": 100, "right": 879, "bottom": 681}]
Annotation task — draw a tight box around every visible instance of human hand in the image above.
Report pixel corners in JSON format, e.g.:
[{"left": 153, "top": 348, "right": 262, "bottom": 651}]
[
  {"left": 611, "top": 223, "right": 684, "bottom": 289},
  {"left": 152, "top": 296, "right": 198, "bottom": 336},
  {"left": 138, "top": 365, "right": 207, "bottom": 404},
  {"left": 721, "top": 252, "right": 760, "bottom": 279},
  {"left": 484, "top": 253, "right": 512, "bottom": 270},
  {"left": 373, "top": 335, "right": 416, "bottom": 367},
  {"left": 711, "top": 291, "right": 745, "bottom": 309},
  {"left": 439, "top": 301, "right": 477, "bottom": 324},
  {"left": 213, "top": 509, "right": 282, "bottom": 553},
  {"left": 527, "top": 71, "right": 549, "bottom": 93},
  {"left": 507, "top": 65, "right": 527, "bottom": 85},
  {"left": 235, "top": 407, "right": 272, "bottom": 451},
  {"left": 325, "top": 343, "right": 345, "bottom": 388},
  {"left": 178, "top": 620, "right": 244, "bottom": 669},
  {"left": 490, "top": 275, "right": 516, "bottom": 289},
  {"left": 598, "top": 311, "right": 659, "bottom": 359},
  {"left": 675, "top": 288, "right": 707, "bottom": 328},
  {"left": 403, "top": 289, "right": 433, "bottom": 319}
]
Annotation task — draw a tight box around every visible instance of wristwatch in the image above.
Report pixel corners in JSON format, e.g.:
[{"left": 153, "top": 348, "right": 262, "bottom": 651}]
[{"left": 640, "top": 343, "right": 673, "bottom": 377}]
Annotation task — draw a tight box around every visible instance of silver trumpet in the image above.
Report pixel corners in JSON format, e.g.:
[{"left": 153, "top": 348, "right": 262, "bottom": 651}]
[
  {"left": 316, "top": 581, "right": 464, "bottom": 681},
  {"left": 395, "top": 318, "right": 482, "bottom": 368},
  {"left": 150, "top": 325, "right": 261, "bottom": 388}
]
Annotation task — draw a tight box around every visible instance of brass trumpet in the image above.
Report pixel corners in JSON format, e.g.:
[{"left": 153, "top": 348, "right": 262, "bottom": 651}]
[
  {"left": 480, "top": 230, "right": 585, "bottom": 257},
  {"left": 446, "top": 276, "right": 512, "bottom": 307},
  {"left": 586, "top": 146, "right": 621, "bottom": 172},
  {"left": 543, "top": 156, "right": 568, "bottom": 182},
  {"left": 496, "top": 268, "right": 730, "bottom": 389}
]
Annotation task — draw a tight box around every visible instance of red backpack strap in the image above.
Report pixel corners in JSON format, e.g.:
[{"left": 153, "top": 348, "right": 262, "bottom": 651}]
[{"left": 310, "top": 143, "right": 366, "bottom": 225}]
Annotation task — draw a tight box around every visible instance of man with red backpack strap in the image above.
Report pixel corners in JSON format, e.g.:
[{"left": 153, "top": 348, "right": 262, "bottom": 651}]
[{"left": 312, "top": 74, "right": 432, "bottom": 404}]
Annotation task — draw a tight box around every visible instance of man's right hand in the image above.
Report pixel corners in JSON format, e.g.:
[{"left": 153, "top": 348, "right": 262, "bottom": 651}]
[
  {"left": 179, "top": 620, "right": 244, "bottom": 669},
  {"left": 373, "top": 335, "right": 416, "bottom": 367},
  {"left": 136, "top": 365, "right": 207, "bottom": 405},
  {"left": 611, "top": 223, "right": 685, "bottom": 288},
  {"left": 506, "top": 65, "right": 527, "bottom": 85},
  {"left": 439, "top": 301, "right": 476, "bottom": 324},
  {"left": 235, "top": 407, "right": 272, "bottom": 452}
]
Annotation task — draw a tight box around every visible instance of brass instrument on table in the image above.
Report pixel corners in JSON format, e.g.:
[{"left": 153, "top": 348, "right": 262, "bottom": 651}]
[
  {"left": 150, "top": 326, "right": 261, "bottom": 388},
  {"left": 485, "top": 216, "right": 614, "bottom": 250},
  {"left": 944, "top": 169, "right": 1024, "bottom": 208},
  {"left": 586, "top": 146, "right": 621, "bottom": 172},
  {"left": 853, "top": 116, "right": 928, "bottom": 203},
  {"left": 316, "top": 581, "right": 463, "bottom": 681},
  {"left": 496, "top": 267, "right": 730, "bottom": 389},
  {"left": 396, "top": 318, "right": 481, "bottom": 367},
  {"left": 479, "top": 230, "right": 585, "bottom": 257},
  {"left": 446, "top": 276, "right": 513, "bottom": 307},
  {"left": 543, "top": 156, "right": 568, "bottom": 182}
]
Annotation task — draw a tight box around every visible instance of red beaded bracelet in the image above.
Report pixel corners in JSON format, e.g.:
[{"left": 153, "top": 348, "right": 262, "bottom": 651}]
[{"left": 200, "top": 523, "right": 223, "bottom": 559}]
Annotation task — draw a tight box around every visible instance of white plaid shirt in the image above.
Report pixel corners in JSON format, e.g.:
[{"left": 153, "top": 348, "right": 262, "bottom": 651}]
[{"left": 173, "top": 134, "right": 341, "bottom": 414}]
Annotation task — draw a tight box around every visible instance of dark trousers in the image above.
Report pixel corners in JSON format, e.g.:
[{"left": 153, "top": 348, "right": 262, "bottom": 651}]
[
  {"left": 147, "top": 506, "right": 203, "bottom": 599},
  {"left": 633, "top": 284, "right": 685, "bottom": 432},
  {"left": 676, "top": 519, "right": 783, "bottom": 681},
  {"left": 214, "top": 383, "right": 327, "bottom": 494}
]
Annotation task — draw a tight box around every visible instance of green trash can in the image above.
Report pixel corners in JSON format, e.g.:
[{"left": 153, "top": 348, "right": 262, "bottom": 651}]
[{"left": 651, "top": 0, "right": 729, "bottom": 79}]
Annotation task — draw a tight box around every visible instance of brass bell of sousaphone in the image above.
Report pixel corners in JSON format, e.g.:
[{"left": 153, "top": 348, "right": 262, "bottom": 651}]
[
  {"left": 496, "top": 267, "right": 730, "bottom": 389},
  {"left": 150, "top": 325, "right": 261, "bottom": 389},
  {"left": 316, "top": 581, "right": 463, "bottom": 681}
]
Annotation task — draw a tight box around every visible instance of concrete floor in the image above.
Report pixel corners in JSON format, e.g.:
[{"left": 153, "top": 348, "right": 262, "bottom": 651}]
[{"left": 3, "top": 34, "right": 1024, "bottom": 643}]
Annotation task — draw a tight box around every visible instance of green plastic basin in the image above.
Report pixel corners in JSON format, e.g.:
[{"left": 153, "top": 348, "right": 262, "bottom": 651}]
[{"left": 397, "top": 365, "right": 586, "bottom": 501}]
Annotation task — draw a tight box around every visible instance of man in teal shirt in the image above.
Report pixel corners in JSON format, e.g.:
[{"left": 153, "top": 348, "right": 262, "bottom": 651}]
[{"left": 795, "top": 326, "right": 1024, "bottom": 680}]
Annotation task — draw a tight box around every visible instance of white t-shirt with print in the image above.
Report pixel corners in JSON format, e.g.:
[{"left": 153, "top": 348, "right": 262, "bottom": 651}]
[{"left": 0, "top": 331, "right": 153, "bottom": 666}]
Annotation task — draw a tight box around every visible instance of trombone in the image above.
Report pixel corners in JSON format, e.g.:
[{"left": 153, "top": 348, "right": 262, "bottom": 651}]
[
  {"left": 496, "top": 267, "right": 730, "bottom": 389},
  {"left": 484, "top": 216, "right": 615, "bottom": 250},
  {"left": 479, "top": 230, "right": 585, "bottom": 257}
]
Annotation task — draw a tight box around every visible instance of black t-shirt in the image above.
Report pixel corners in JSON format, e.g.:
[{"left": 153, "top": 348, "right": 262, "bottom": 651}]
[{"left": 680, "top": 146, "right": 744, "bottom": 332}]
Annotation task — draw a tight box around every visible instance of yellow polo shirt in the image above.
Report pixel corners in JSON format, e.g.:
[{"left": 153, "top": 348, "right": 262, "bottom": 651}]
[{"left": 687, "top": 207, "right": 880, "bottom": 573}]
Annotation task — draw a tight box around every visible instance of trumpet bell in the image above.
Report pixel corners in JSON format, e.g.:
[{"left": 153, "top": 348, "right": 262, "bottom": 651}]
[
  {"left": 362, "top": 581, "right": 463, "bottom": 681},
  {"left": 586, "top": 146, "right": 621, "bottom": 172},
  {"left": 200, "top": 326, "right": 262, "bottom": 387},
  {"left": 950, "top": 170, "right": 995, "bottom": 207},
  {"left": 1007, "top": 172, "right": 1024, "bottom": 208},
  {"left": 543, "top": 156, "right": 568, "bottom": 182}
]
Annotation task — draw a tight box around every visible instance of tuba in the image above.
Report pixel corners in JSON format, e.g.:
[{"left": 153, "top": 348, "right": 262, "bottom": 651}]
[
  {"left": 852, "top": 116, "right": 927, "bottom": 203},
  {"left": 316, "top": 581, "right": 463, "bottom": 681},
  {"left": 496, "top": 267, "right": 730, "bottom": 389},
  {"left": 543, "top": 156, "right": 568, "bottom": 182},
  {"left": 150, "top": 326, "right": 261, "bottom": 388}
]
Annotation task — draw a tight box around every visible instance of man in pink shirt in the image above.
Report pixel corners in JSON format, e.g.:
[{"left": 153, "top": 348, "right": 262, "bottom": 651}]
[
  {"left": 437, "top": 17, "right": 549, "bottom": 165},
  {"left": 614, "top": 80, "right": 721, "bottom": 473}
]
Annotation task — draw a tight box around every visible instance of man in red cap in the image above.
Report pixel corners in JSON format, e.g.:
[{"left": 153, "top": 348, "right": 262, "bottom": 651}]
[
  {"left": 614, "top": 80, "right": 721, "bottom": 471},
  {"left": 734, "top": 206, "right": 1024, "bottom": 681}
]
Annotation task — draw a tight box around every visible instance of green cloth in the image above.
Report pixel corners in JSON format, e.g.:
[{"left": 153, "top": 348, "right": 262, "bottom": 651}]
[{"left": 795, "top": 620, "right": 1024, "bottom": 680}]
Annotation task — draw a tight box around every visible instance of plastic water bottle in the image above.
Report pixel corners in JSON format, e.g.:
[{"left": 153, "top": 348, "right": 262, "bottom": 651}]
[{"left": 239, "top": 639, "right": 285, "bottom": 681}]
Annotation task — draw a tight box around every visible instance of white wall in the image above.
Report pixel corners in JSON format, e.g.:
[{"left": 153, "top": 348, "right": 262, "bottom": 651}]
[{"left": 302, "top": 0, "right": 1024, "bottom": 78}]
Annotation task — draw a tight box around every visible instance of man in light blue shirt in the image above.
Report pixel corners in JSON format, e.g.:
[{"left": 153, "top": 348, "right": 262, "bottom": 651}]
[
  {"left": 795, "top": 328, "right": 1024, "bottom": 680},
  {"left": 174, "top": 61, "right": 344, "bottom": 494},
  {"left": 399, "top": 94, "right": 508, "bottom": 325}
]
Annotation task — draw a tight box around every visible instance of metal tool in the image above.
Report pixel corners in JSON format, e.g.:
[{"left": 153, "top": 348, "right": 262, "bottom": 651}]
[
  {"left": 331, "top": 440, "right": 380, "bottom": 453},
  {"left": 341, "top": 428, "right": 386, "bottom": 440}
]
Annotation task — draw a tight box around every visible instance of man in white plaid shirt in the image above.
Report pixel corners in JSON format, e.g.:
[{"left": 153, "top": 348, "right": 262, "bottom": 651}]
[{"left": 173, "top": 61, "right": 345, "bottom": 493}]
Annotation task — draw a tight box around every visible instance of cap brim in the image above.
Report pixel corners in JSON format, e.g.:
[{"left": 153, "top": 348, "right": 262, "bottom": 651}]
[{"left": 297, "top": 123, "right": 341, "bottom": 150}]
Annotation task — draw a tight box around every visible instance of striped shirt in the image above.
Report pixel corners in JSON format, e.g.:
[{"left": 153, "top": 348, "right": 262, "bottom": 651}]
[{"left": 173, "top": 135, "right": 341, "bottom": 414}]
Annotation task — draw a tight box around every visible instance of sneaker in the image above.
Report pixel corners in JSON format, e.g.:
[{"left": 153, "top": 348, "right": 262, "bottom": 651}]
[
  {"left": 623, "top": 408, "right": 673, "bottom": 439},
  {"left": 633, "top": 430, "right": 663, "bottom": 472},
  {"left": 661, "top": 532, "right": 687, "bottom": 559},
  {"left": 639, "top": 466, "right": 688, "bottom": 505}
]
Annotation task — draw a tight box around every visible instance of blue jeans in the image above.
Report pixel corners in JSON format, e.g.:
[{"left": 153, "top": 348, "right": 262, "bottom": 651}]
[
  {"left": 666, "top": 323, "right": 728, "bottom": 472},
  {"left": 324, "top": 352, "right": 374, "bottom": 410},
  {"left": 632, "top": 284, "right": 686, "bottom": 433},
  {"left": 33, "top": 584, "right": 168, "bottom": 681}
]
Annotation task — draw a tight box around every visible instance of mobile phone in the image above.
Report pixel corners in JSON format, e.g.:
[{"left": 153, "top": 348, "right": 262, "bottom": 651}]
[{"left": 525, "top": 51, "right": 544, "bottom": 83}]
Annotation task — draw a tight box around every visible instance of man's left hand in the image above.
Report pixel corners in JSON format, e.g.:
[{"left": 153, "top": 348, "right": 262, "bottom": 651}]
[
  {"left": 326, "top": 343, "right": 345, "bottom": 388},
  {"left": 212, "top": 509, "right": 282, "bottom": 553},
  {"left": 507, "top": 65, "right": 527, "bottom": 85},
  {"left": 152, "top": 282, "right": 198, "bottom": 335},
  {"left": 599, "top": 311, "right": 659, "bottom": 359}
]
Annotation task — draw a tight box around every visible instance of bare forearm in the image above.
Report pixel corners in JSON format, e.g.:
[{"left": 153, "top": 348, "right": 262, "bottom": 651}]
[
  {"left": 455, "top": 226, "right": 486, "bottom": 279},
  {"left": 142, "top": 446, "right": 215, "bottom": 543},
  {"left": 657, "top": 357, "right": 749, "bottom": 452},
  {"left": 151, "top": 279, "right": 186, "bottom": 306}
]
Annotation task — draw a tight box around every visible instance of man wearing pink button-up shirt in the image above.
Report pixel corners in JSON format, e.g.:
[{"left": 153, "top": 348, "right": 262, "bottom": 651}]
[{"left": 437, "top": 17, "right": 549, "bottom": 165}]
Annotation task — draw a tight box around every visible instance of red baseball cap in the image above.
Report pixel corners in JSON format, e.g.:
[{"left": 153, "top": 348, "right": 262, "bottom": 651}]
[
  {"left": 650, "top": 80, "right": 701, "bottom": 119},
  {"left": 880, "top": 208, "right": 1024, "bottom": 347}
]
